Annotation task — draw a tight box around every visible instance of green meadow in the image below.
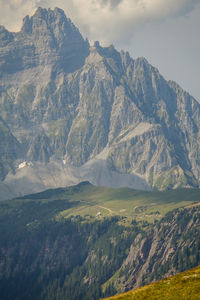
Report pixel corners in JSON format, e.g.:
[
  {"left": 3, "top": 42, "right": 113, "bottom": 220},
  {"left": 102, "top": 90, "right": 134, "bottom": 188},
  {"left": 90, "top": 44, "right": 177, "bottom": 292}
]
[{"left": 15, "top": 182, "right": 200, "bottom": 223}]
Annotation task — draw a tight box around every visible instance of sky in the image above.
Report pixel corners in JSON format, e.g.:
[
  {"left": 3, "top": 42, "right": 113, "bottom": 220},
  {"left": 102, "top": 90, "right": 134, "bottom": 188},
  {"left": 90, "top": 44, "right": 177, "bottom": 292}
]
[{"left": 0, "top": 0, "right": 200, "bottom": 101}]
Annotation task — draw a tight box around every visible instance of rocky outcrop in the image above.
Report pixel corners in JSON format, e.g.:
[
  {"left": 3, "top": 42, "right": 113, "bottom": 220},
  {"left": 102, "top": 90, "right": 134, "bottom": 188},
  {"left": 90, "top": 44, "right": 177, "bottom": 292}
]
[
  {"left": 111, "top": 206, "right": 200, "bottom": 292},
  {"left": 0, "top": 116, "right": 21, "bottom": 180},
  {"left": 0, "top": 7, "right": 200, "bottom": 197}
]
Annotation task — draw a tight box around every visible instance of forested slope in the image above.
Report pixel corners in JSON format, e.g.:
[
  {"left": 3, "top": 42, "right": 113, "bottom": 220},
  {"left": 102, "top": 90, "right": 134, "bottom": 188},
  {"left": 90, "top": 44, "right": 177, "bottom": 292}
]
[{"left": 0, "top": 184, "right": 199, "bottom": 299}]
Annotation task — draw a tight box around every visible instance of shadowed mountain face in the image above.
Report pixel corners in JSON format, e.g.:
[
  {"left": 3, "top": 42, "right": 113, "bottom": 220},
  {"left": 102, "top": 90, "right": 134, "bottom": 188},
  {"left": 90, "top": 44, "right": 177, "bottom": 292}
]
[{"left": 0, "top": 7, "right": 200, "bottom": 198}]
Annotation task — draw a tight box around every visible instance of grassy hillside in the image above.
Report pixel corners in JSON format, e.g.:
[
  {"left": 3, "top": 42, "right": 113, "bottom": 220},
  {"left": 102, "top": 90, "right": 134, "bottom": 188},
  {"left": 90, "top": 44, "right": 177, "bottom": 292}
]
[
  {"left": 0, "top": 182, "right": 200, "bottom": 299},
  {"left": 17, "top": 182, "right": 200, "bottom": 223},
  {"left": 104, "top": 265, "right": 200, "bottom": 300}
]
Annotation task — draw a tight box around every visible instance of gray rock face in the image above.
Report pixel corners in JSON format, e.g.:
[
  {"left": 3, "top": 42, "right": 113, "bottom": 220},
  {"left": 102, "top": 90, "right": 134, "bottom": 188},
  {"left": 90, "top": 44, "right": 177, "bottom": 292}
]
[
  {"left": 0, "top": 7, "right": 89, "bottom": 77},
  {"left": 0, "top": 7, "right": 200, "bottom": 198},
  {"left": 0, "top": 116, "right": 21, "bottom": 180}
]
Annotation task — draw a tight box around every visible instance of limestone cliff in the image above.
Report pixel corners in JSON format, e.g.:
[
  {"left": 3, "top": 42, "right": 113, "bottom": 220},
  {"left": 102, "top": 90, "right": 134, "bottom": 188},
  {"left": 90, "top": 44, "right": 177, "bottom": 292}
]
[{"left": 0, "top": 8, "right": 200, "bottom": 198}]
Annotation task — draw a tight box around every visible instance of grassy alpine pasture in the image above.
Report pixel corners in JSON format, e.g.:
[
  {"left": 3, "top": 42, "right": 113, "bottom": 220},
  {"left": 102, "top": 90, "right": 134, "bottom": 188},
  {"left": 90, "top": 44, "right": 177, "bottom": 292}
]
[
  {"left": 104, "top": 265, "right": 200, "bottom": 300},
  {"left": 11, "top": 182, "right": 200, "bottom": 223}
]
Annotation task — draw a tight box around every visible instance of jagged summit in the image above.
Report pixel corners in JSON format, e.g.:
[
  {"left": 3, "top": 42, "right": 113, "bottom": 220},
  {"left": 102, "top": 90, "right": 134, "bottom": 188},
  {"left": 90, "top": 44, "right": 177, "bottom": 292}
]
[
  {"left": 21, "top": 7, "right": 81, "bottom": 39},
  {"left": 0, "top": 8, "right": 200, "bottom": 199},
  {"left": 0, "top": 7, "right": 89, "bottom": 76}
]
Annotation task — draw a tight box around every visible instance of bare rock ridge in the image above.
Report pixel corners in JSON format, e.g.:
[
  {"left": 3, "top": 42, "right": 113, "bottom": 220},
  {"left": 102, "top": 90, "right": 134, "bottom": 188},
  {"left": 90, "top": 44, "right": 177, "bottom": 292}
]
[
  {"left": 0, "top": 7, "right": 89, "bottom": 77},
  {"left": 0, "top": 7, "right": 200, "bottom": 199}
]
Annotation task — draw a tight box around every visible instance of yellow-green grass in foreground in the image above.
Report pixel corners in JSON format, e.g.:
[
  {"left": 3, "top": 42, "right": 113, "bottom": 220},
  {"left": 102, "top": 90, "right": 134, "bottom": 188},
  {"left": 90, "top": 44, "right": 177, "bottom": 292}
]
[{"left": 104, "top": 265, "right": 200, "bottom": 300}]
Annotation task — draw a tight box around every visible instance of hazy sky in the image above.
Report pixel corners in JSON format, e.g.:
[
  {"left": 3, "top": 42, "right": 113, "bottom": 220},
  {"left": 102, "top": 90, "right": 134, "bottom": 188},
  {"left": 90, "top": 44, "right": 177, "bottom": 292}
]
[{"left": 0, "top": 0, "right": 200, "bottom": 100}]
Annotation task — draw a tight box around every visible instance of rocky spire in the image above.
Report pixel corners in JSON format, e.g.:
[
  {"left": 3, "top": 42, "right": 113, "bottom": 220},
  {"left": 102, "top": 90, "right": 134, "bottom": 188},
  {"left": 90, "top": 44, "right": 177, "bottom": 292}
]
[{"left": 20, "top": 7, "right": 90, "bottom": 70}]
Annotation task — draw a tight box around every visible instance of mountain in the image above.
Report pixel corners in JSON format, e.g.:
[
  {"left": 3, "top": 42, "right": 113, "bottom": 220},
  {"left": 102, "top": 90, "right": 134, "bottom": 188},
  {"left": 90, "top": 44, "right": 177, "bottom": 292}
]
[
  {"left": 0, "top": 116, "right": 21, "bottom": 179},
  {"left": 0, "top": 7, "right": 200, "bottom": 199},
  {"left": 105, "top": 265, "right": 200, "bottom": 300},
  {"left": 0, "top": 183, "right": 200, "bottom": 299}
]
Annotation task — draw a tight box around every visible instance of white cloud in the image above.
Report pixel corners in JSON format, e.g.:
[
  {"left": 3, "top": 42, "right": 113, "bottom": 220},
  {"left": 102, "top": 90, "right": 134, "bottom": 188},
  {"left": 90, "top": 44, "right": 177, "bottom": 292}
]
[
  {"left": 0, "top": 0, "right": 199, "bottom": 44},
  {"left": 0, "top": 0, "right": 46, "bottom": 31}
]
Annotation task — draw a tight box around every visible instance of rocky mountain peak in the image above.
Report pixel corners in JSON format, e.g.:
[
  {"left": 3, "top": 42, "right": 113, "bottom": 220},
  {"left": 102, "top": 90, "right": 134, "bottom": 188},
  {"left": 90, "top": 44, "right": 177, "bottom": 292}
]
[
  {"left": 0, "top": 7, "right": 89, "bottom": 77},
  {"left": 21, "top": 7, "right": 81, "bottom": 44},
  {"left": 0, "top": 8, "right": 200, "bottom": 197}
]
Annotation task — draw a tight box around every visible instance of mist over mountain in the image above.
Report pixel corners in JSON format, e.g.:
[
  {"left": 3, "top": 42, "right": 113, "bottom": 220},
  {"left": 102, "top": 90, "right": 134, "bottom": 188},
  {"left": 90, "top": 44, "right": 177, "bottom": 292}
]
[{"left": 0, "top": 7, "right": 200, "bottom": 199}]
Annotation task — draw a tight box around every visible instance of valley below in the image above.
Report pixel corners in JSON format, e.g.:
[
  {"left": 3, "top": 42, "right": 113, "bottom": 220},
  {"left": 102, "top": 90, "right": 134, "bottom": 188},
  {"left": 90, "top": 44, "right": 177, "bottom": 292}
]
[{"left": 0, "top": 182, "right": 200, "bottom": 299}]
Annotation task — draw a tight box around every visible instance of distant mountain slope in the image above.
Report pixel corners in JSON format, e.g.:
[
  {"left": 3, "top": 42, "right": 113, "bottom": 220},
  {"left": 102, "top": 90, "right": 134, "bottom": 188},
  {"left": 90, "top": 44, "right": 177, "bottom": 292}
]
[
  {"left": 0, "top": 7, "right": 200, "bottom": 198},
  {"left": 105, "top": 265, "right": 200, "bottom": 300}
]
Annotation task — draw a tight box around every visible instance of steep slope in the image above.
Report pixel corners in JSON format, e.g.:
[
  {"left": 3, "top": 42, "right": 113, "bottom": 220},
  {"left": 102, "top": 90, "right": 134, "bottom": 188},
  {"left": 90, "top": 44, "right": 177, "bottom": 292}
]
[
  {"left": 0, "top": 7, "right": 89, "bottom": 77},
  {"left": 105, "top": 265, "right": 200, "bottom": 300},
  {"left": 105, "top": 205, "right": 200, "bottom": 293},
  {"left": 0, "top": 116, "right": 21, "bottom": 180},
  {"left": 0, "top": 7, "right": 200, "bottom": 198},
  {"left": 0, "top": 184, "right": 199, "bottom": 300}
]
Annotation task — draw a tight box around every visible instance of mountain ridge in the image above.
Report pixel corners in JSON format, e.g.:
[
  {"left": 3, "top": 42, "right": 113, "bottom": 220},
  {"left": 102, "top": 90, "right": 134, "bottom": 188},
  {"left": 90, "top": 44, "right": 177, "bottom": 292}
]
[{"left": 0, "top": 7, "right": 200, "bottom": 199}]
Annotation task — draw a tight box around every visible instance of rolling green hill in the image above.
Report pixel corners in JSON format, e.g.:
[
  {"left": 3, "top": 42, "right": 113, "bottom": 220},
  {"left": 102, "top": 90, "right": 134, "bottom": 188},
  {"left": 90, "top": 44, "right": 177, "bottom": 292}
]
[
  {"left": 104, "top": 265, "right": 200, "bottom": 300},
  {"left": 17, "top": 181, "right": 200, "bottom": 223}
]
